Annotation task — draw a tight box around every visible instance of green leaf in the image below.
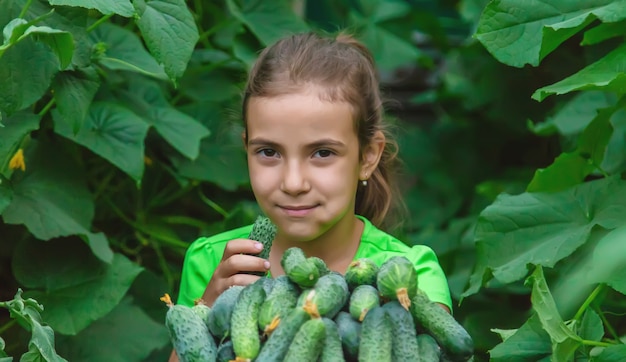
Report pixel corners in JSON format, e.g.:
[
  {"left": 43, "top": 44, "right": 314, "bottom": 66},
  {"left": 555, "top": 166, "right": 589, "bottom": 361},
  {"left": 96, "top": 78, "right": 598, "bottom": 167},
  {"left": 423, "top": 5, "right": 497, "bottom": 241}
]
[
  {"left": 53, "top": 101, "right": 150, "bottom": 182},
  {"left": 21, "top": 317, "right": 68, "bottom": 362},
  {"left": 226, "top": 0, "right": 310, "bottom": 46},
  {"left": 476, "top": 0, "right": 626, "bottom": 68},
  {"left": 51, "top": 67, "right": 100, "bottom": 135},
  {"left": 0, "top": 174, "right": 11, "bottom": 214},
  {"left": 133, "top": 0, "right": 199, "bottom": 82},
  {"left": 354, "top": 0, "right": 411, "bottom": 23},
  {"left": 582, "top": 19, "right": 626, "bottom": 45},
  {"left": 0, "top": 111, "right": 39, "bottom": 176},
  {"left": 595, "top": 345, "right": 626, "bottom": 361},
  {"left": 527, "top": 266, "right": 582, "bottom": 361},
  {"left": 587, "top": 225, "right": 626, "bottom": 294},
  {"left": 579, "top": 309, "right": 603, "bottom": 343},
  {"left": 0, "top": 36, "right": 59, "bottom": 114},
  {"left": 528, "top": 91, "right": 617, "bottom": 137},
  {"left": 464, "top": 176, "right": 626, "bottom": 297},
  {"left": 532, "top": 43, "right": 626, "bottom": 101},
  {"left": 601, "top": 107, "right": 626, "bottom": 174},
  {"left": 48, "top": 0, "right": 134, "bottom": 17},
  {"left": 1, "top": 139, "right": 113, "bottom": 263},
  {"left": 117, "top": 80, "right": 210, "bottom": 160},
  {"left": 89, "top": 23, "right": 167, "bottom": 80},
  {"left": 0, "top": 18, "right": 74, "bottom": 69},
  {"left": 490, "top": 313, "right": 552, "bottom": 361},
  {"left": 13, "top": 237, "right": 143, "bottom": 335},
  {"left": 355, "top": 21, "right": 422, "bottom": 71},
  {"left": 55, "top": 296, "right": 169, "bottom": 361},
  {"left": 527, "top": 103, "right": 615, "bottom": 193}
]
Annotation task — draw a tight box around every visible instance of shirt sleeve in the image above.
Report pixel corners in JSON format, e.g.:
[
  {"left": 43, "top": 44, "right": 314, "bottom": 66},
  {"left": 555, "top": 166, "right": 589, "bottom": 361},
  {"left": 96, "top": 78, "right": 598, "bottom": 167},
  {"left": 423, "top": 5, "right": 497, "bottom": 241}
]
[
  {"left": 177, "top": 237, "right": 223, "bottom": 307},
  {"left": 405, "top": 245, "right": 453, "bottom": 312}
]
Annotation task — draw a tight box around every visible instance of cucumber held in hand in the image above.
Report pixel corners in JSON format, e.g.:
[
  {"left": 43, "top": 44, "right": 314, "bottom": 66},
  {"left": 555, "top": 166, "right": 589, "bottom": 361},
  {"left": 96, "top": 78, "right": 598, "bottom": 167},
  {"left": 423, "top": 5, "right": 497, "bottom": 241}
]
[
  {"left": 410, "top": 289, "right": 474, "bottom": 362},
  {"left": 246, "top": 216, "right": 277, "bottom": 276},
  {"left": 161, "top": 293, "right": 217, "bottom": 362},
  {"left": 376, "top": 256, "right": 417, "bottom": 310}
]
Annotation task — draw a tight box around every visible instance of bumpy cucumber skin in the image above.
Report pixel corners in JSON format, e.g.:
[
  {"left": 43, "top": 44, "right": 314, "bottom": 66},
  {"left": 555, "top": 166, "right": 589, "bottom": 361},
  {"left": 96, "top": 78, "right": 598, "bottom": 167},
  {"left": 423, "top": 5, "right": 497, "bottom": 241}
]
[
  {"left": 255, "top": 276, "right": 274, "bottom": 296},
  {"left": 320, "top": 317, "right": 346, "bottom": 362},
  {"left": 281, "top": 247, "right": 320, "bottom": 288},
  {"left": 382, "top": 301, "right": 420, "bottom": 361},
  {"left": 216, "top": 340, "right": 235, "bottom": 362},
  {"left": 258, "top": 275, "right": 299, "bottom": 331},
  {"left": 417, "top": 334, "right": 442, "bottom": 362},
  {"left": 208, "top": 285, "right": 244, "bottom": 339},
  {"left": 256, "top": 307, "right": 311, "bottom": 362},
  {"left": 344, "top": 258, "right": 379, "bottom": 291},
  {"left": 358, "top": 306, "right": 392, "bottom": 362},
  {"left": 376, "top": 256, "right": 417, "bottom": 304},
  {"left": 165, "top": 304, "right": 217, "bottom": 362},
  {"left": 246, "top": 216, "right": 277, "bottom": 276},
  {"left": 410, "top": 289, "right": 474, "bottom": 362},
  {"left": 230, "top": 282, "right": 266, "bottom": 360},
  {"left": 192, "top": 302, "right": 211, "bottom": 329},
  {"left": 349, "top": 285, "right": 380, "bottom": 321},
  {"left": 309, "top": 256, "right": 331, "bottom": 276},
  {"left": 334, "top": 311, "right": 361, "bottom": 361},
  {"left": 283, "top": 317, "right": 326, "bottom": 361},
  {"left": 308, "top": 272, "right": 349, "bottom": 319}
]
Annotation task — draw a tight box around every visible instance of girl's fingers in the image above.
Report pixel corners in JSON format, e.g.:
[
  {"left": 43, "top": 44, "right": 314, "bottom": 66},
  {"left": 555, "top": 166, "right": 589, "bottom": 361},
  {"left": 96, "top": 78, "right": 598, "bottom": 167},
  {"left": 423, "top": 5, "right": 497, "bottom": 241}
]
[
  {"left": 222, "top": 253, "right": 270, "bottom": 275},
  {"left": 222, "top": 238, "right": 264, "bottom": 259}
]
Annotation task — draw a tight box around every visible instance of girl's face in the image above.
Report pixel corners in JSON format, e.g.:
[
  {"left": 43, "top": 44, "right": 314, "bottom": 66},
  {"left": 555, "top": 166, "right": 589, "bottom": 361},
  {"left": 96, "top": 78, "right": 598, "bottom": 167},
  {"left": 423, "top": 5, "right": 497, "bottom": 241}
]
[{"left": 245, "top": 90, "right": 373, "bottom": 244}]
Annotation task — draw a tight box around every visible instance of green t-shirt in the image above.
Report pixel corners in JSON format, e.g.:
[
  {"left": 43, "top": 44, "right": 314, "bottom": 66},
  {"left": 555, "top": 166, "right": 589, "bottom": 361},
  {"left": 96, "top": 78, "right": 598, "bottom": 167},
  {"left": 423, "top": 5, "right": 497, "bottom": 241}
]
[{"left": 177, "top": 215, "right": 452, "bottom": 310}]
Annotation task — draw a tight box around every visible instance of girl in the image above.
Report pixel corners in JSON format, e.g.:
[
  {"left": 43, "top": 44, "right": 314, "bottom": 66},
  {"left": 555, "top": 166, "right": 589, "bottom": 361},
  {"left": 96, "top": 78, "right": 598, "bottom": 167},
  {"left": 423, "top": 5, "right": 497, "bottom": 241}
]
[{"left": 169, "top": 30, "right": 452, "bottom": 361}]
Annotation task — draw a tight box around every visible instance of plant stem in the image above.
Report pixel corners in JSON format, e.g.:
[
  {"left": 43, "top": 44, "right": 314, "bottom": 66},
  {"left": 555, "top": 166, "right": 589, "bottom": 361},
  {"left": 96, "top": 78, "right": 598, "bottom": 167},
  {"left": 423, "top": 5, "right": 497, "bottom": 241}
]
[
  {"left": 198, "top": 189, "right": 229, "bottom": 218},
  {"left": 19, "top": 0, "right": 33, "bottom": 18},
  {"left": 595, "top": 305, "right": 621, "bottom": 343},
  {"left": 87, "top": 13, "right": 113, "bottom": 33},
  {"left": 573, "top": 284, "right": 604, "bottom": 321},
  {"left": 0, "top": 319, "right": 17, "bottom": 335},
  {"left": 37, "top": 98, "right": 55, "bottom": 117},
  {"left": 582, "top": 339, "right": 613, "bottom": 347}
]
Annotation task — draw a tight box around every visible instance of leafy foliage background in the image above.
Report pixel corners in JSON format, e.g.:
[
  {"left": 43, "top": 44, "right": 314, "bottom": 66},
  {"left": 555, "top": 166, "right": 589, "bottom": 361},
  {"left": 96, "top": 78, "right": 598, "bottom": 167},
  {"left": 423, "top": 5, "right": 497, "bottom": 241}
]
[{"left": 1, "top": 0, "right": 625, "bottom": 361}]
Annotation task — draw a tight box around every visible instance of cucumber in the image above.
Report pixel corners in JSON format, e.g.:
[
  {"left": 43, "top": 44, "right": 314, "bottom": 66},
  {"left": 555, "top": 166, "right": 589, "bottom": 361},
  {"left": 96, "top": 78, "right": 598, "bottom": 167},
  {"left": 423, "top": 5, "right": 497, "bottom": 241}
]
[
  {"left": 161, "top": 294, "right": 217, "bottom": 362},
  {"left": 334, "top": 311, "right": 361, "bottom": 361},
  {"left": 417, "top": 334, "right": 442, "bottom": 362},
  {"left": 258, "top": 275, "right": 299, "bottom": 334},
  {"left": 281, "top": 247, "right": 320, "bottom": 288},
  {"left": 309, "top": 256, "right": 331, "bottom": 276},
  {"left": 349, "top": 285, "right": 380, "bottom": 321},
  {"left": 191, "top": 299, "right": 211, "bottom": 329},
  {"left": 230, "top": 282, "right": 266, "bottom": 360},
  {"left": 255, "top": 276, "right": 274, "bottom": 296},
  {"left": 410, "top": 289, "right": 473, "bottom": 362},
  {"left": 246, "top": 216, "right": 277, "bottom": 276},
  {"left": 320, "top": 317, "right": 346, "bottom": 362},
  {"left": 376, "top": 256, "right": 417, "bottom": 310},
  {"left": 208, "top": 285, "right": 244, "bottom": 339},
  {"left": 216, "top": 340, "right": 235, "bottom": 362},
  {"left": 299, "top": 272, "right": 349, "bottom": 319},
  {"left": 256, "top": 305, "right": 311, "bottom": 362},
  {"left": 382, "top": 301, "right": 419, "bottom": 361},
  {"left": 358, "top": 306, "right": 392, "bottom": 362},
  {"left": 283, "top": 317, "right": 326, "bottom": 361},
  {"left": 344, "top": 258, "right": 379, "bottom": 291}
]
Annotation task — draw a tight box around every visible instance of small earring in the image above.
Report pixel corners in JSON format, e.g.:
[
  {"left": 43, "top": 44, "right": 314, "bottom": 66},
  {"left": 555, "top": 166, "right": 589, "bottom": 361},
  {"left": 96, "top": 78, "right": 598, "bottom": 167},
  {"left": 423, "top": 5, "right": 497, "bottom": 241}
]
[{"left": 361, "top": 179, "right": 368, "bottom": 186}]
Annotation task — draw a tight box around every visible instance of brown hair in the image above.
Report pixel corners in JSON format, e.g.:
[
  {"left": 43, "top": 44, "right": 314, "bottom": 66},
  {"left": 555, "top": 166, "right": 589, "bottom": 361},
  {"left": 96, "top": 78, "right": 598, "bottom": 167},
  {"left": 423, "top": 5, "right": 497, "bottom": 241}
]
[{"left": 242, "top": 31, "right": 402, "bottom": 230}]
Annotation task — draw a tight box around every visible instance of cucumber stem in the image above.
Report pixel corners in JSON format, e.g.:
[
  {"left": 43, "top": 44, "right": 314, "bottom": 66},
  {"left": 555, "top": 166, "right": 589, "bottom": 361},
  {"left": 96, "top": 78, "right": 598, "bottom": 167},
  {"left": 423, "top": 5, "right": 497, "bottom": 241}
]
[{"left": 397, "top": 288, "right": 411, "bottom": 310}]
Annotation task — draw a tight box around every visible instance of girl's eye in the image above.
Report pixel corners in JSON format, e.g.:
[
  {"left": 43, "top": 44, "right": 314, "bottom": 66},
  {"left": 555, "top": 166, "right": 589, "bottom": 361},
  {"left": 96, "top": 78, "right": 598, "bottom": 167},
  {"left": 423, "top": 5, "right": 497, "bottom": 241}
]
[
  {"left": 259, "top": 149, "right": 278, "bottom": 157},
  {"left": 314, "top": 149, "right": 333, "bottom": 158}
]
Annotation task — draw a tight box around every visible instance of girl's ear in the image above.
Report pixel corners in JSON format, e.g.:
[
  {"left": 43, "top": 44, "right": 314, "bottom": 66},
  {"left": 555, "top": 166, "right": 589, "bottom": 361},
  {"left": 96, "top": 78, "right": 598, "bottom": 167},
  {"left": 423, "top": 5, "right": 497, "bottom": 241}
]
[{"left": 360, "top": 130, "right": 385, "bottom": 179}]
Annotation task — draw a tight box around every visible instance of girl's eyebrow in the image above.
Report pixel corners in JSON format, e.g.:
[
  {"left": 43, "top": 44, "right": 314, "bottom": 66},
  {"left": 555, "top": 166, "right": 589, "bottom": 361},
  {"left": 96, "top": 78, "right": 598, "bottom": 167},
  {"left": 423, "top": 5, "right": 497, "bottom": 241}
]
[{"left": 247, "top": 138, "right": 346, "bottom": 148}]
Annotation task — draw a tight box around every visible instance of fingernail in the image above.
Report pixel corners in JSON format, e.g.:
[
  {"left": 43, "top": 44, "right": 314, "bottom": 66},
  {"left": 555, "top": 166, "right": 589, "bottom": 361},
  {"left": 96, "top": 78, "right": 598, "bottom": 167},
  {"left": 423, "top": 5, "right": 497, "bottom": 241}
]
[
  {"left": 255, "top": 242, "right": 263, "bottom": 250},
  {"left": 264, "top": 261, "right": 270, "bottom": 269}
]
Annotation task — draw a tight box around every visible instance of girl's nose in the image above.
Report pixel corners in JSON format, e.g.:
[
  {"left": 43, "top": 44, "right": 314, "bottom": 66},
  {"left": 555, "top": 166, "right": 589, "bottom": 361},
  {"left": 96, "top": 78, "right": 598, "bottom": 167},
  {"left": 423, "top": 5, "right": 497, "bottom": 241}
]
[{"left": 280, "top": 162, "right": 311, "bottom": 195}]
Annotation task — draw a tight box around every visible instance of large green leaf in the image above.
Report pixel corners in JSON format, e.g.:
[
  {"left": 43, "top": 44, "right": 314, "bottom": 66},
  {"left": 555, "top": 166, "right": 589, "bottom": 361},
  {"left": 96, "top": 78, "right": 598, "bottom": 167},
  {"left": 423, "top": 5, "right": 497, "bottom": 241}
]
[
  {"left": 582, "top": 19, "right": 626, "bottom": 45},
  {"left": 53, "top": 101, "right": 150, "bottom": 182},
  {"left": 463, "top": 176, "right": 626, "bottom": 297},
  {"left": 595, "top": 345, "right": 626, "bottom": 361},
  {"left": 355, "top": 21, "right": 422, "bottom": 71},
  {"left": 0, "top": 174, "right": 11, "bottom": 214},
  {"left": 55, "top": 296, "right": 169, "bottom": 361},
  {"left": 13, "top": 237, "right": 143, "bottom": 335},
  {"left": 528, "top": 91, "right": 617, "bottom": 137},
  {"left": 51, "top": 67, "right": 100, "bottom": 135},
  {"left": 117, "top": 80, "right": 210, "bottom": 160},
  {"left": 48, "top": 0, "right": 134, "bottom": 17},
  {"left": 0, "top": 18, "right": 74, "bottom": 69},
  {"left": 0, "top": 111, "right": 39, "bottom": 176},
  {"left": 0, "top": 36, "right": 59, "bottom": 114},
  {"left": 527, "top": 266, "right": 581, "bottom": 361},
  {"left": 476, "top": 0, "right": 626, "bottom": 68},
  {"left": 133, "top": 0, "right": 198, "bottom": 82},
  {"left": 527, "top": 103, "right": 614, "bottom": 192},
  {"left": 601, "top": 107, "right": 626, "bottom": 174},
  {"left": 532, "top": 43, "right": 626, "bottom": 101},
  {"left": 89, "top": 23, "right": 167, "bottom": 80},
  {"left": 226, "top": 0, "right": 310, "bottom": 46},
  {"left": 490, "top": 314, "right": 551, "bottom": 361},
  {"left": 1, "top": 139, "right": 113, "bottom": 263}
]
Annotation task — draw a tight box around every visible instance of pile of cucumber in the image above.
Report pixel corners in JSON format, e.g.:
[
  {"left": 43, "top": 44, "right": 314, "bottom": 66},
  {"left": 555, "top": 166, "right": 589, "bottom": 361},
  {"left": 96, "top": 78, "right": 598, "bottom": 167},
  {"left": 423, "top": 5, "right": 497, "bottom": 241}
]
[{"left": 162, "top": 245, "right": 474, "bottom": 362}]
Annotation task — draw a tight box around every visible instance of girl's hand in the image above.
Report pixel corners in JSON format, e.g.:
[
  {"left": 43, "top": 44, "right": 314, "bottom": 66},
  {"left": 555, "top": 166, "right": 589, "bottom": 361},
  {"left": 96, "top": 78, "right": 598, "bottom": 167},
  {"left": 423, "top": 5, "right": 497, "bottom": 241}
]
[{"left": 200, "top": 239, "right": 270, "bottom": 306}]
